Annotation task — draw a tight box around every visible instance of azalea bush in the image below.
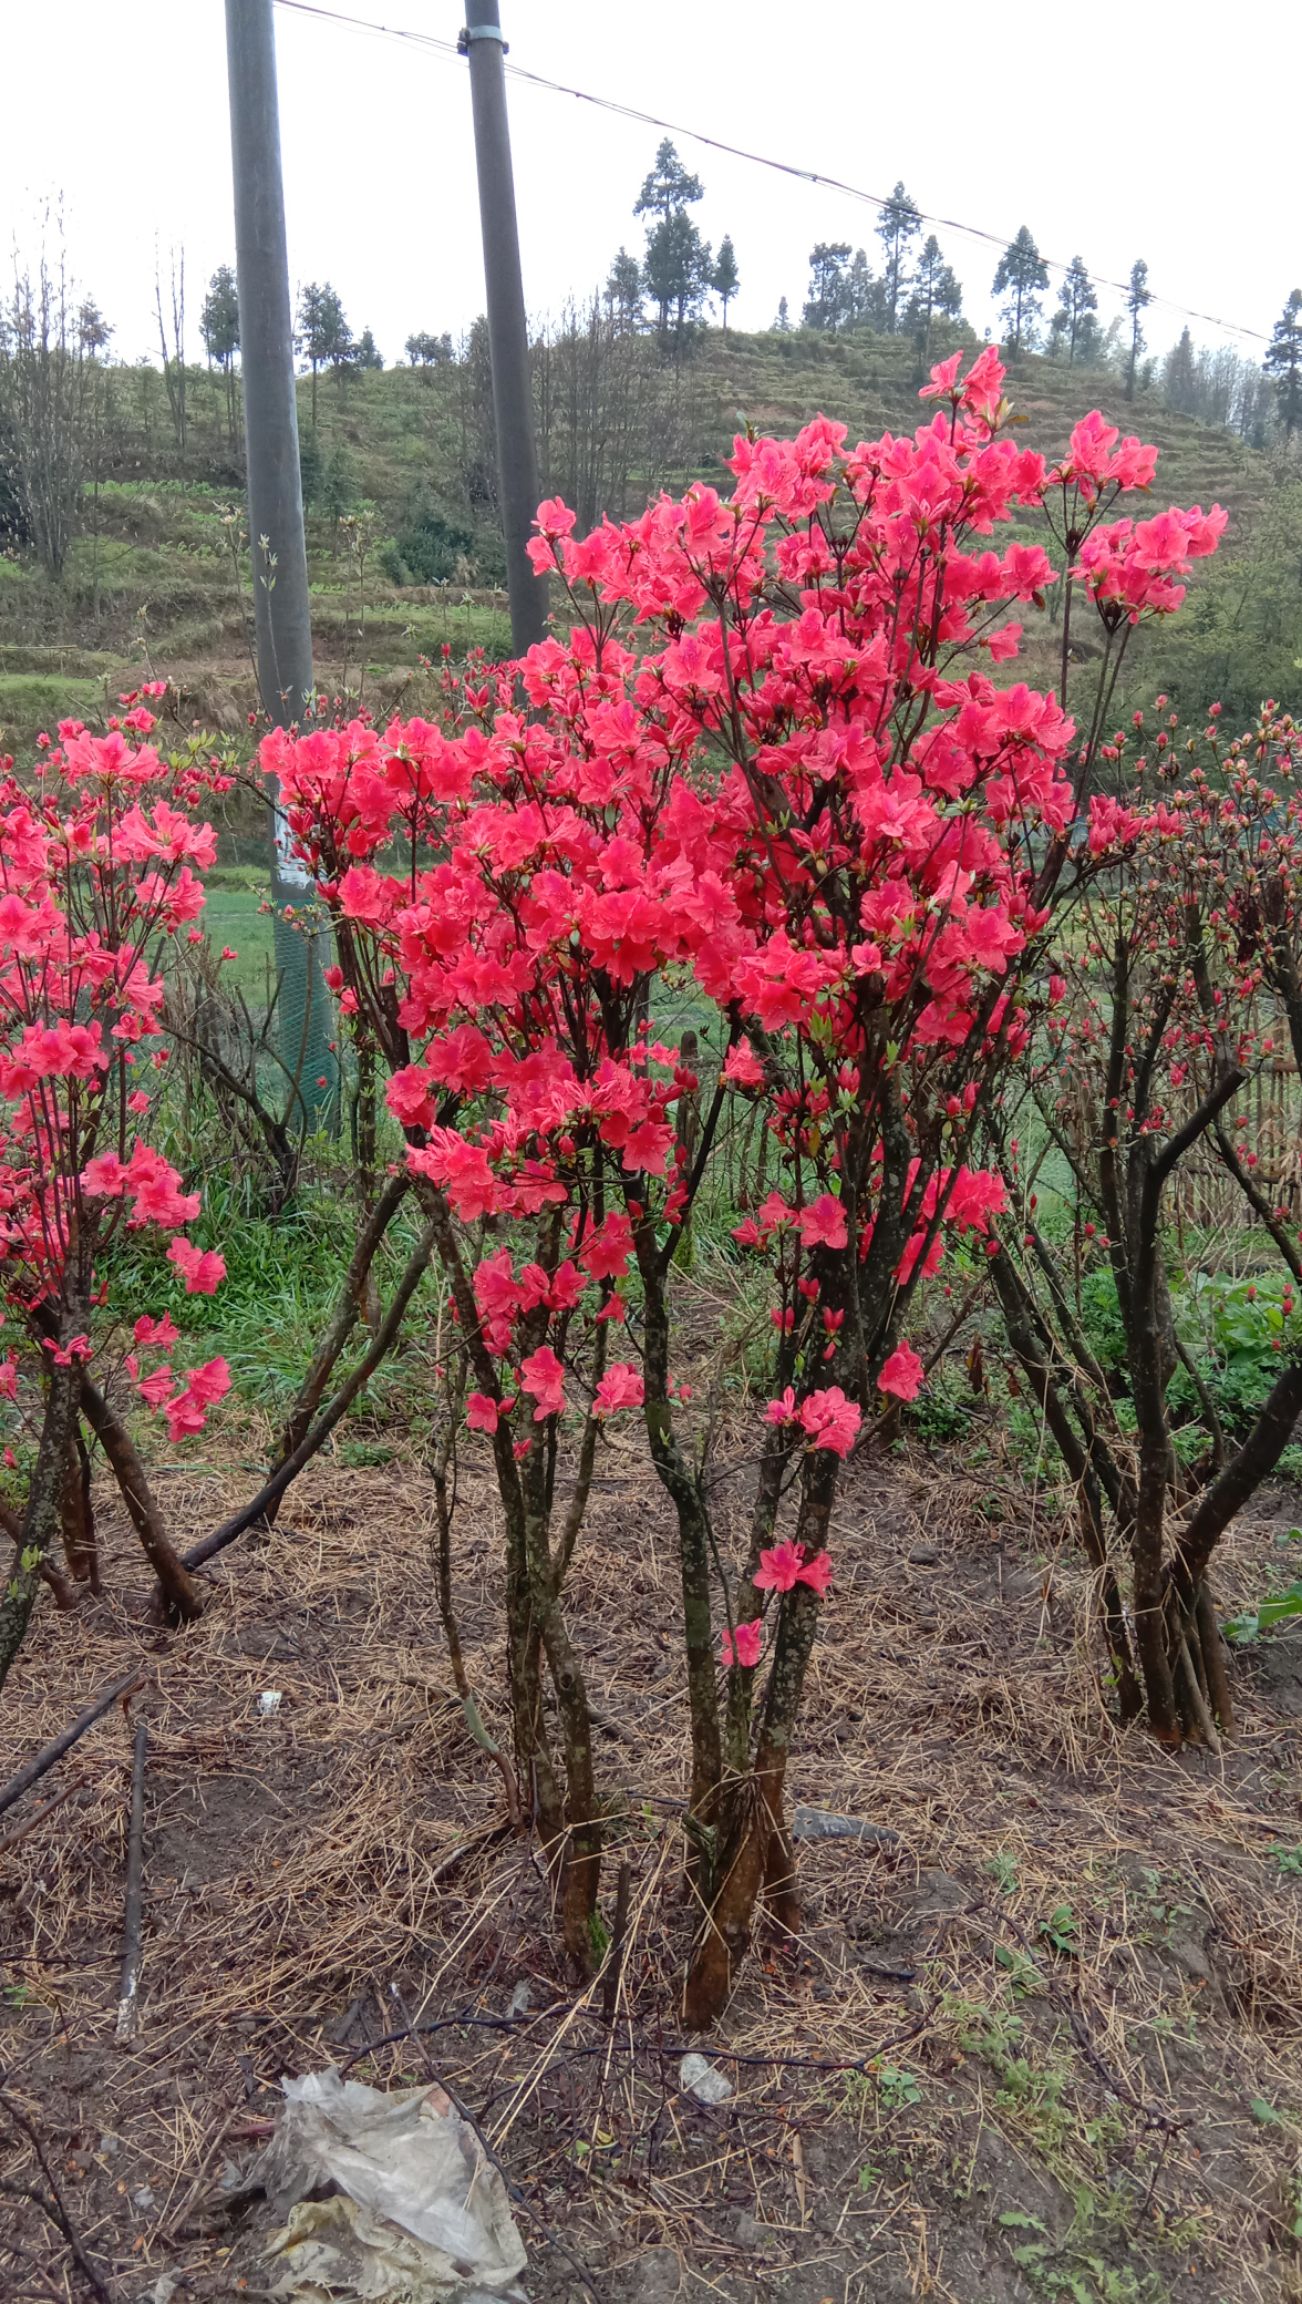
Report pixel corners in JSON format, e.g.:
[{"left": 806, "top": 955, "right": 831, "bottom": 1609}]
[
  {"left": 0, "top": 695, "right": 233, "bottom": 1689},
  {"left": 989, "top": 702, "right": 1302, "bottom": 1744},
  {"left": 266, "top": 348, "right": 1226, "bottom": 2014}
]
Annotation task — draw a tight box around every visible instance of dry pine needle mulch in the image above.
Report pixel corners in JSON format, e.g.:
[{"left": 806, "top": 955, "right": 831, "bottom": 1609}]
[{"left": 0, "top": 1422, "right": 1300, "bottom": 2304}]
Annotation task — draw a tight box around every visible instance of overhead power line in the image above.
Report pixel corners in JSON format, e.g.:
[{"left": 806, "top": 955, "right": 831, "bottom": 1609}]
[{"left": 272, "top": 0, "right": 1272, "bottom": 349}]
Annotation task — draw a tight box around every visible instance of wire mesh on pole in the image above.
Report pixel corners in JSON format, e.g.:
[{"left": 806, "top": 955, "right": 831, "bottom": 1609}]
[{"left": 225, "top": 0, "right": 339, "bottom": 1132}]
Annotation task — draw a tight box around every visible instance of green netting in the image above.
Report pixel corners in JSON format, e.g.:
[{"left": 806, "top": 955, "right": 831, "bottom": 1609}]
[{"left": 271, "top": 895, "right": 340, "bottom": 1135}]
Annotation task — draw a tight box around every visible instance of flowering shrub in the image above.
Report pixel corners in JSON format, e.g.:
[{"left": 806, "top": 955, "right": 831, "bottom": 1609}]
[
  {"left": 267, "top": 350, "right": 1224, "bottom": 2010},
  {"left": 990, "top": 701, "right": 1302, "bottom": 1744},
  {"left": 0, "top": 698, "right": 231, "bottom": 1685}
]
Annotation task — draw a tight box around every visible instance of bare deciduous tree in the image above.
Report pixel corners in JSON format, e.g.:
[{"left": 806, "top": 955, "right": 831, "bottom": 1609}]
[
  {"left": 0, "top": 244, "right": 105, "bottom": 581},
  {"left": 154, "top": 243, "right": 188, "bottom": 454}
]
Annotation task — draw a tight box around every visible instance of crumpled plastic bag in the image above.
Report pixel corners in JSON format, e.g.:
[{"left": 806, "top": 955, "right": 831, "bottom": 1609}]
[{"left": 250, "top": 2067, "right": 528, "bottom": 2303}]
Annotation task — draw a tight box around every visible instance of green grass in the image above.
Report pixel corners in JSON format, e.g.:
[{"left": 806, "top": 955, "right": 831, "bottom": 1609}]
[
  {"left": 103, "top": 1160, "right": 439, "bottom": 1428},
  {"left": 200, "top": 870, "right": 282, "bottom": 999},
  {"left": 0, "top": 672, "right": 107, "bottom": 742}
]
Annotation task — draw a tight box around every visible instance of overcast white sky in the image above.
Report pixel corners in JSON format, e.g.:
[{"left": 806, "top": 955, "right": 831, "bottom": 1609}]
[{"left": 1, "top": 1, "right": 1295, "bottom": 370}]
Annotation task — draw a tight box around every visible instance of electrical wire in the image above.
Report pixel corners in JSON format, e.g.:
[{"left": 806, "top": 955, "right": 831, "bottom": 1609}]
[{"left": 271, "top": 0, "right": 1273, "bottom": 349}]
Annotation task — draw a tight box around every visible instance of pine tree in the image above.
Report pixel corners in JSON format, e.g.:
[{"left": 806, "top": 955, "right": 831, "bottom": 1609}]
[
  {"left": 1125, "top": 260, "right": 1152, "bottom": 401},
  {"left": 1265, "top": 290, "right": 1302, "bottom": 441},
  {"left": 330, "top": 314, "right": 355, "bottom": 397},
  {"left": 405, "top": 332, "right": 453, "bottom": 367},
  {"left": 632, "top": 140, "right": 708, "bottom": 350},
  {"left": 906, "top": 235, "right": 962, "bottom": 358},
  {"left": 296, "top": 281, "right": 348, "bottom": 426},
  {"left": 353, "top": 327, "right": 383, "bottom": 371},
  {"left": 634, "top": 138, "right": 703, "bottom": 224},
  {"left": 643, "top": 211, "right": 712, "bottom": 348},
  {"left": 605, "top": 247, "right": 643, "bottom": 334},
  {"left": 1162, "top": 327, "right": 1198, "bottom": 416},
  {"left": 803, "top": 243, "right": 853, "bottom": 331},
  {"left": 1049, "top": 255, "right": 1099, "bottom": 365},
  {"left": 992, "top": 227, "right": 1049, "bottom": 353},
  {"left": 200, "top": 267, "right": 240, "bottom": 372},
  {"left": 76, "top": 299, "right": 112, "bottom": 358},
  {"left": 713, "top": 235, "right": 740, "bottom": 332},
  {"left": 774, "top": 295, "right": 792, "bottom": 333},
  {"left": 844, "top": 249, "right": 882, "bottom": 330},
  {"left": 876, "top": 182, "right": 921, "bottom": 334},
  {"left": 200, "top": 265, "right": 241, "bottom": 447}
]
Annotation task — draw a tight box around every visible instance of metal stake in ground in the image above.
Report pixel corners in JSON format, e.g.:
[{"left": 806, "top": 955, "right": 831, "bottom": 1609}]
[
  {"left": 461, "top": 0, "right": 548, "bottom": 656},
  {"left": 224, "top": 0, "right": 338, "bottom": 1131},
  {"left": 114, "top": 1719, "right": 149, "bottom": 2043}
]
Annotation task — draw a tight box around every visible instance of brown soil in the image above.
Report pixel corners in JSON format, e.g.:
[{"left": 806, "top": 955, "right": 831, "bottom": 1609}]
[{"left": 1, "top": 1432, "right": 1300, "bottom": 2304}]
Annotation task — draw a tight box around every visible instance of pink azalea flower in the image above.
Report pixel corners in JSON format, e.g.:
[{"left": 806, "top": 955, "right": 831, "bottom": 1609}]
[
  {"left": 80, "top": 1152, "right": 127, "bottom": 1197},
  {"left": 520, "top": 1346, "right": 566, "bottom": 1420},
  {"left": 466, "top": 1391, "right": 502, "bottom": 1433},
  {"left": 185, "top": 1357, "right": 231, "bottom": 1409},
  {"left": 877, "top": 1343, "right": 925, "bottom": 1401},
  {"left": 721, "top": 1618, "right": 764, "bottom": 1669},
  {"left": 167, "top": 1238, "right": 226, "bottom": 1295},
  {"left": 754, "top": 1541, "right": 805, "bottom": 1594},
  {"left": 722, "top": 1038, "right": 765, "bottom": 1089},
  {"left": 798, "top": 1387, "right": 861, "bottom": 1456},
  {"left": 578, "top": 1211, "right": 634, "bottom": 1282},
  {"left": 796, "top": 1194, "right": 848, "bottom": 1250},
  {"left": 593, "top": 1362, "right": 644, "bottom": 1418},
  {"left": 796, "top": 1550, "right": 833, "bottom": 1596},
  {"left": 763, "top": 1386, "right": 800, "bottom": 1428},
  {"left": 164, "top": 1388, "right": 208, "bottom": 1442}
]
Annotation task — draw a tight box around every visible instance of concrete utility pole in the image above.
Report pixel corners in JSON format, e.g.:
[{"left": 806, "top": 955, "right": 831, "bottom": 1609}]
[
  {"left": 461, "top": 0, "right": 548, "bottom": 655},
  {"left": 224, "top": 0, "right": 337, "bottom": 1130}
]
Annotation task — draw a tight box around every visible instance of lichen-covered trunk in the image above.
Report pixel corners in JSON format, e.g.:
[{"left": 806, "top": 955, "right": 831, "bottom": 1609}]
[
  {"left": 538, "top": 1607, "right": 601, "bottom": 1969},
  {"left": 0, "top": 1362, "right": 80, "bottom": 1697},
  {"left": 1129, "top": 1473, "right": 1178, "bottom": 1743},
  {"left": 60, "top": 1425, "right": 99, "bottom": 1592},
  {"left": 639, "top": 1262, "right": 720, "bottom": 1863},
  {"left": 683, "top": 1449, "right": 837, "bottom": 2026},
  {"left": 504, "top": 1531, "right": 562, "bottom": 1854},
  {"left": 683, "top": 1580, "right": 820, "bottom": 2027}
]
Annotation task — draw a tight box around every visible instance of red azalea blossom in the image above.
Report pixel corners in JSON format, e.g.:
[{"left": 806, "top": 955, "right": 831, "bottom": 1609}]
[
  {"left": 754, "top": 1541, "right": 806, "bottom": 1593},
  {"left": 167, "top": 1239, "right": 227, "bottom": 1295},
  {"left": 721, "top": 1618, "right": 764, "bottom": 1669},
  {"left": 877, "top": 1344, "right": 925, "bottom": 1401},
  {"left": 798, "top": 1387, "right": 861, "bottom": 1456},
  {"left": 520, "top": 1346, "right": 566, "bottom": 1421},
  {"left": 593, "top": 1362, "right": 644, "bottom": 1418}
]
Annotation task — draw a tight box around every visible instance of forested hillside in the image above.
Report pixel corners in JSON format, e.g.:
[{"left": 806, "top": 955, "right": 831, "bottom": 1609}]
[{"left": 1, "top": 319, "right": 1295, "bottom": 759}]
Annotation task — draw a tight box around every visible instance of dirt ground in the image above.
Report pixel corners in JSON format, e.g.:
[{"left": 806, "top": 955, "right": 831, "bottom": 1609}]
[{"left": 2, "top": 1420, "right": 1300, "bottom": 2304}]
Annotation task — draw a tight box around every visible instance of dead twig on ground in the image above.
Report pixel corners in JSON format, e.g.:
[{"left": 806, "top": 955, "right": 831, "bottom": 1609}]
[
  {"left": 0, "top": 1781, "right": 92, "bottom": 1856},
  {"left": 0, "top": 2081, "right": 114, "bottom": 2303},
  {"left": 0, "top": 1671, "right": 143, "bottom": 1823}
]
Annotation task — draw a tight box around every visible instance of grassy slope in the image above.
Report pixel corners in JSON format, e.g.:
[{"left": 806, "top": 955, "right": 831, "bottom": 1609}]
[{"left": 0, "top": 327, "right": 1268, "bottom": 761}]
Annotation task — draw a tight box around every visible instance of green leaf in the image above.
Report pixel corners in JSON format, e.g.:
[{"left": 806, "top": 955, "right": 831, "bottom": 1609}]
[
  {"left": 1257, "top": 1582, "right": 1302, "bottom": 1630},
  {"left": 1222, "top": 1610, "right": 1261, "bottom": 1646},
  {"left": 1250, "top": 2095, "right": 1284, "bottom": 2126}
]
